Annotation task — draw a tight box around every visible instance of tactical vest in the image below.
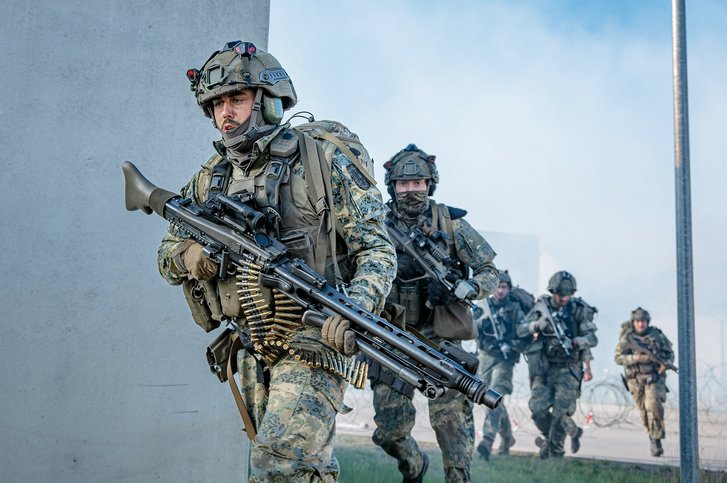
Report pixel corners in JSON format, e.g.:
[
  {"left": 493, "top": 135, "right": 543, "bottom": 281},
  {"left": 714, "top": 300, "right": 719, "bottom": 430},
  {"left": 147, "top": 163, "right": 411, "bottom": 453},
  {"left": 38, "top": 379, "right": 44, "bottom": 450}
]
[
  {"left": 386, "top": 200, "right": 465, "bottom": 332},
  {"left": 479, "top": 296, "right": 522, "bottom": 356},
  {"left": 623, "top": 330, "right": 663, "bottom": 378},
  {"left": 542, "top": 297, "right": 590, "bottom": 365},
  {"left": 196, "top": 127, "right": 364, "bottom": 387}
]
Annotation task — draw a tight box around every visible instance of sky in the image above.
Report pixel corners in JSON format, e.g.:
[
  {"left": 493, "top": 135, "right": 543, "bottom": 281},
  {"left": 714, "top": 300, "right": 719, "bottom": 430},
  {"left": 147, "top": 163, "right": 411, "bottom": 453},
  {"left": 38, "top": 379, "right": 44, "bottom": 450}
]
[{"left": 266, "top": 0, "right": 727, "bottom": 375}]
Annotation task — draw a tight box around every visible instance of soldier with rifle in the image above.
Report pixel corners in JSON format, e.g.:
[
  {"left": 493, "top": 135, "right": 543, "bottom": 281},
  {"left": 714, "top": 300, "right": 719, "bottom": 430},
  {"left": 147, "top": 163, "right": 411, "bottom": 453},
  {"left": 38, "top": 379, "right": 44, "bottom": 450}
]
[
  {"left": 124, "top": 41, "right": 501, "bottom": 482},
  {"left": 367, "top": 144, "right": 499, "bottom": 483},
  {"left": 518, "top": 271, "right": 598, "bottom": 459},
  {"left": 615, "top": 307, "right": 675, "bottom": 457},
  {"left": 474, "top": 270, "right": 530, "bottom": 460}
]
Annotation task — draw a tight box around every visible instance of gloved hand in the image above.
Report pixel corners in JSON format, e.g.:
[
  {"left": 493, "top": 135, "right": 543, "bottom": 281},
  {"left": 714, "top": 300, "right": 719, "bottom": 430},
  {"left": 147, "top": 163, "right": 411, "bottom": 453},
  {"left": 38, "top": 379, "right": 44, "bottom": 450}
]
[
  {"left": 427, "top": 280, "right": 457, "bottom": 306},
  {"left": 181, "top": 242, "right": 219, "bottom": 281},
  {"left": 529, "top": 317, "right": 550, "bottom": 333},
  {"left": 632, "top": 353, "right": 651, "bottom": 364},
  {"left": 453, "top": 280, "right": 477, "bottom": 300},
  {"left": 321, "top": 315, "right": 358, "bottom": 356},
  {"left": 396, "top": 253, "right": 422, "bottom": 280}
]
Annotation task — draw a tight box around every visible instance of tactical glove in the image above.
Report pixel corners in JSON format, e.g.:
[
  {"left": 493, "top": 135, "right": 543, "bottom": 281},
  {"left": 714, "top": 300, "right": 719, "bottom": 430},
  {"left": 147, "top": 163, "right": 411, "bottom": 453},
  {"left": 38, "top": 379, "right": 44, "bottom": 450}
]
[
  {"left": 529, "top": 317, "right": 550, "bottom": 333},
  {"left": 181, "top": 242, "right": 219, "bottom": 281},
  {"left": 632, "top": 353, "right": 651, "bottom": 364},
  {"left": 396, "top": 253, "right": 423, "bottom": 280},
  {"left": 427, "top": 280, "right": 457, "bottom": 306},
  {"left": 321, "top": 315, "right": 358, "bottom": 356},
  {"left": 454, "top": 280, "right": 477, "bottom": 300}
]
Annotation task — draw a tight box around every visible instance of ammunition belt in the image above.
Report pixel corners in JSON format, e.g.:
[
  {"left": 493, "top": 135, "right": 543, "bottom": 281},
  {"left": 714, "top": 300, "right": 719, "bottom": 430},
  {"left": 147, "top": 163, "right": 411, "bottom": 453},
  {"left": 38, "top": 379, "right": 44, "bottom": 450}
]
[{"left": 235, "top": 254, "right": 367, "bottom": 388}]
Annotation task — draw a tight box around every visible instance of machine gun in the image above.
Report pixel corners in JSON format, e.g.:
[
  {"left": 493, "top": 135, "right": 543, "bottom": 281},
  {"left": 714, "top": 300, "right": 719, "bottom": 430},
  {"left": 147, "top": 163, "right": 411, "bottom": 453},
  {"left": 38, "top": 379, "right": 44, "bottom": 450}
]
[
  {"left": 623, "top": 338, "right": 678, "bottom": 374},
  {"left": 384, "top": 217, "right": 483, "bottom": 319},
  {"left": 530, "top": 299, "right": 573, "bottom": 358},
  {"left": 477, "top": 300, "right": 512, "bottom": 360},
  {"left": 122, "top": 161, "right": 501, "bottom": 408}
]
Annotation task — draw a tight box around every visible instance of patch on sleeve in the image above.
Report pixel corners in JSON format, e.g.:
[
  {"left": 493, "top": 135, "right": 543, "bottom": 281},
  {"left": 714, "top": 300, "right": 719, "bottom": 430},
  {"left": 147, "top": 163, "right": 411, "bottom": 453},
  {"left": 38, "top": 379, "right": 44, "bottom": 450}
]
[{"left": 347, "top": 164, "right": 372, "bottom": 190}]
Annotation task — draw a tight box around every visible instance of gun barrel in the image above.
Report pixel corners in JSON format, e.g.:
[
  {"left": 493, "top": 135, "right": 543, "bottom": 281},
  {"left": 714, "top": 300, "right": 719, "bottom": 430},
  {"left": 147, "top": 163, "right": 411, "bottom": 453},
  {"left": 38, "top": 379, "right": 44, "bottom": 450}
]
[{"left": 122, "top": 161, "right": 178, "bottom": 216}]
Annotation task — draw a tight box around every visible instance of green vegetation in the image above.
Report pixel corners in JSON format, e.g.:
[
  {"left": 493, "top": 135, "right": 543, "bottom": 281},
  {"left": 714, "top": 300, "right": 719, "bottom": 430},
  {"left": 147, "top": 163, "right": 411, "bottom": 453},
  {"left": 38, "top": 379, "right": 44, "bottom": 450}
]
[{"left": 335, "top": 435, "right": 727, "bottom": 483}]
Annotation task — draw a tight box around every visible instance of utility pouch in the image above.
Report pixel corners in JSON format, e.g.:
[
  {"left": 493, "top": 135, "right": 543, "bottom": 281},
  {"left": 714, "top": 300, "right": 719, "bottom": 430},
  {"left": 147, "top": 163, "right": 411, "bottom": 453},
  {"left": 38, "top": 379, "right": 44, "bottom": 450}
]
[
  {"left": 398, "top": 284, "right": 421, "bottom": 327},
  {"left": 433, "top": 300, "right": 477, "bottom": 340},
  {"left": 381, "top": 302, "right": 407, "bottom": 330},
  {"left": 182, "top": 279, "right": 222, "bottom": 332},
  {"left": 206, "top": 328, "right": 236, "bottom": 383}
]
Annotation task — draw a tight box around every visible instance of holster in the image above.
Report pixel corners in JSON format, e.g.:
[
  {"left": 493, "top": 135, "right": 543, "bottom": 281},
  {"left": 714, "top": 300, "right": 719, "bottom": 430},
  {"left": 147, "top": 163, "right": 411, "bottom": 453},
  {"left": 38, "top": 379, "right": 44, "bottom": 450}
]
[
  {"left": 205, "top": 328, "right": 257, "bottom": 441},
  {"left": 182, "top": 278, "right": 223, "bottom": 332}
]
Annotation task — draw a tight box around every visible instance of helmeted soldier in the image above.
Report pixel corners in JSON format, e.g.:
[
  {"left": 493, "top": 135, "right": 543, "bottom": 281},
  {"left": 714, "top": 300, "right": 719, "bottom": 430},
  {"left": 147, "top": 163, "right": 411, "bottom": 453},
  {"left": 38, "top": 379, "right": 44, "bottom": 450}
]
[
  {"left": 517, "top": 271, "right": 598, "bottom": 459},
  {"left": 157, "top": 40, "right": 396, "bottom": 481},
  {"left": 614, "top": 307, "right": 674, "bottom": 457},
  {"left": 368, "top": 144, "right": 499, "bottom": 483},
  {"left": 475, "top": 270, "right": 529, "bottom": 460}
]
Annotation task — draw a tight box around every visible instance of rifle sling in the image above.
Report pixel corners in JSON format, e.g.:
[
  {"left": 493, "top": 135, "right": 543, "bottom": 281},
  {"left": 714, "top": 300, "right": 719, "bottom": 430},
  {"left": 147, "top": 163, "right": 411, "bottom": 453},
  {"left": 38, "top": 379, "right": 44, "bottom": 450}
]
[{"left": 226, "top": 331, "right": 257, "bottom": 441}]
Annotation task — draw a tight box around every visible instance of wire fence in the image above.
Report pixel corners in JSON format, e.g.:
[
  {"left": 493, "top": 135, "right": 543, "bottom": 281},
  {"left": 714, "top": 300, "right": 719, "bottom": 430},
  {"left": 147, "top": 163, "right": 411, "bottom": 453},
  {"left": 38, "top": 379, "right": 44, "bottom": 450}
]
[{"left": 337, "top": 362, "right": 727, "bottom": 440}]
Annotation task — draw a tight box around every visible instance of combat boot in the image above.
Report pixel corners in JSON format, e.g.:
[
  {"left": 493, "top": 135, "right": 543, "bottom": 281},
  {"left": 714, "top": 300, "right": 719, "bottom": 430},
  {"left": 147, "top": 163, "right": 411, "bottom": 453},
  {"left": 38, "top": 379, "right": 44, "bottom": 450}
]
[
  {"left": 403, "top": 453, "right": 429, "bottom": 483},
  {"left": 570, "top": 427, "right": 583, "bottom": 454},
  {"left": 535, "top": 436, "right": 549, "bottom": 460},
  {"left": 497, "top": 435, "right": 516, "bottom": 455},
  {"left": 476, "top": 443, "right": 491, "bottom": 461},
  {"left": 650, "top": 438, "right": 663, "bottom": 457}
]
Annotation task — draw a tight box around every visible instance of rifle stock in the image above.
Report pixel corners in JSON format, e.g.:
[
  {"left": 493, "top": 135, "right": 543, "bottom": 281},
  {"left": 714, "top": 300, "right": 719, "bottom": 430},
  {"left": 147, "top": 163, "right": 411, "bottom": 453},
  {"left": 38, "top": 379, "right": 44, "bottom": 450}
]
[{"left": 123, "top": 161, "right": 502, "bottom": 409}]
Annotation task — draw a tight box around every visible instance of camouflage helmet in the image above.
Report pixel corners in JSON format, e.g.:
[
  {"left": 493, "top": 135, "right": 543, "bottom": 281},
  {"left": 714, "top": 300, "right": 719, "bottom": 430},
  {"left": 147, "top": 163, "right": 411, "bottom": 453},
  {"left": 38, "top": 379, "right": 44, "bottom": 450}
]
[
  {"left": 498, "top": 270, "right": 512, "bottom": 287},
  {"left": 547, "top": 271, "right": 577, "bottom": 295},
  {"left": 383, "top": 144, "right": 439, "bottom": 196},
  {"left": 186, "top": 41, "right": 297, "bottom": 122},
  {"left": 631, "top": 307, "right": 651, "bottom": 323}
]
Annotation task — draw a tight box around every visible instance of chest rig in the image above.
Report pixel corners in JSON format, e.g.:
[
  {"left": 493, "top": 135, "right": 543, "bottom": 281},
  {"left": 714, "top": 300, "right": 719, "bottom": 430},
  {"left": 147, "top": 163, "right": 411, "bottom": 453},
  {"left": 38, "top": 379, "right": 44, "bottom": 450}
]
[
  {"left": 203, "top": 129, "right": 365, "bottom": 388},
  {"left": 387, "top": 201, "right": 464, "bottom": 329}
]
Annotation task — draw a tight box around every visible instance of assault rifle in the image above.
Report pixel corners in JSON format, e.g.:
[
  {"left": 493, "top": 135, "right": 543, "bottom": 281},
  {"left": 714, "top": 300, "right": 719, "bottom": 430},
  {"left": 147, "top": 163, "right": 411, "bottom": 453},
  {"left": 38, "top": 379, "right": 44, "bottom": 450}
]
[
  {"left": 623, "top": 339, "right": 678, "bottom": 373},
  {"left": 122, "top": 162, "right": 501, "bottom": 408},
  {"left": 530, "top": 299, "right": 572, "bottom": 357},
  {"left": 384, "top": 218, "right": 484, "bottom": 320},
  {"left": 477, "top": 301, "right": 512, "bottom": 360}
]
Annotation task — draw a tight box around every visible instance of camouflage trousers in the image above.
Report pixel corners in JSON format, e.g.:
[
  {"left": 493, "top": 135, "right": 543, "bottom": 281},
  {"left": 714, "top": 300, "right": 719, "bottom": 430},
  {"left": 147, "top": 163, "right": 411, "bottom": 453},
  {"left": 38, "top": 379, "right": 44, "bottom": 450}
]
[
  {"left": 477, "top": 352, "right": 515, "bottom": 452},
  {"left": 627, "top": 376, "right": 667, "bottom": 439},
  {"left": 238, "top": 350, "right": 346, "bottom": 482},
  {"left": 371, "top": 380, "right": 475, "bottom": 482},
  {"left": 528, "top": 364, "right": 582, "bottom": 457}
]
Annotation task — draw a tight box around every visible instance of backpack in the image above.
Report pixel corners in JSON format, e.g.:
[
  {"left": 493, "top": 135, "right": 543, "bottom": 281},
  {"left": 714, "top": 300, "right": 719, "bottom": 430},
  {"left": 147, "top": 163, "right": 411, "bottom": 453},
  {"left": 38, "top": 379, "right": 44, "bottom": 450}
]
[
  {"left": 510, "top": 286, "right": 535, "bottom": 315},
  {"left": 294, "top": 119, "right": 376, "bottom": 186}
]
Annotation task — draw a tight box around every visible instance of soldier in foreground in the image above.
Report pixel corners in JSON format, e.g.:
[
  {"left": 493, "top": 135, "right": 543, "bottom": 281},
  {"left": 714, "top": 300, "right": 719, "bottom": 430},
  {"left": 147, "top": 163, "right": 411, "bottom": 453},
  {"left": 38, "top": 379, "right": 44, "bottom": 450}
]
[
  {"left": 157, "top": 40, "right": 396, "bottom": 481},
  {"left": 369, "top": 144, "right": 499, "bottom": 482},
  {"left": 614, "top": 307, "right": 675, "bottom": 457},
  {"left": 518, "top": 271, "right": 598, "bottom": 459},
  {"left": 475, "top": 270, "right": 528, "bottom": 460}
]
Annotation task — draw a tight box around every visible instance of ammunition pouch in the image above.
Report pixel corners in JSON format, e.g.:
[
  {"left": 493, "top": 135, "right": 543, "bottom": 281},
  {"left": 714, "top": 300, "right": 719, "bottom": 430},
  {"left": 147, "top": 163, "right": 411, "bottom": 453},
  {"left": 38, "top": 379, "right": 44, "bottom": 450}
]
[
  {"left": 433, "top": 300, "right": 477, "bottom": 340},
  {"left": 182, "top": 279, "right": 223, "bottom": 332},
  {"left": 396, "top": 282, "right": 424, "bottom": 328}
]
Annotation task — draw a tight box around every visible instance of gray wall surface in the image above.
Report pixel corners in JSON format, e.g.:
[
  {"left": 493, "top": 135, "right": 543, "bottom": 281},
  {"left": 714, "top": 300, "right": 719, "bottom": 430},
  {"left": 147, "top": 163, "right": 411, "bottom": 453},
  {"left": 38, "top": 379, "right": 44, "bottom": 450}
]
[{"left": 0, "top": 1, "right": 269, "bottom": 481}]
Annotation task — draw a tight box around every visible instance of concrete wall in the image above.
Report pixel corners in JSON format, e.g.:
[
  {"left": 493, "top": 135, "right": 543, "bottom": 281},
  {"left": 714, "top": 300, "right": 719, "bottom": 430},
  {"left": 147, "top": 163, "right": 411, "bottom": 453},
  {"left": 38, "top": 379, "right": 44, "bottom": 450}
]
[{"left": 0, "top": 1, "right": 268, "bottom": 481}]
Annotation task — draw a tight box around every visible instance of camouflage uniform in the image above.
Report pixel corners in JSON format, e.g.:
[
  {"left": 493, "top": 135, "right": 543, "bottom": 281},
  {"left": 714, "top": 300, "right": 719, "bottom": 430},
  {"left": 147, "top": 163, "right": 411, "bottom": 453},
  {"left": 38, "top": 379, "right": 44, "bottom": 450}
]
[
  {"left": 614, "top": 319, "right": 674, "bottom": 448},
  {"left": 518, "top": 294, "right": 597, "bottom": 458},
  {"left": 158, "top": 42, "right": 396, "bottom": 482},
  {"left": 371, "top": 200, "right": 498, "bottom": 483},
  {"left": 475, "top": 291, "right": 525, "bottom": 458}
]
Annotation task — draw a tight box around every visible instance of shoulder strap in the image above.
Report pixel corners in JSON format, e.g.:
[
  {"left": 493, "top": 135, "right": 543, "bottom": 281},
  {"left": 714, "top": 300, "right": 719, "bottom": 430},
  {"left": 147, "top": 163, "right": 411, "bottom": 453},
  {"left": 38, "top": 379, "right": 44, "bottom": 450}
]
[
  {"left": 431, "top": 201, "right": 456, "bottom": 257},
  {"left": 226, "top": 332, "right": 257, "bottom": 441},
  {"left": 318, "top": 131, "right": 377, "bottom": 186},
  {"left": 298, "top": 132, "right": 343, "bottom": 285}
]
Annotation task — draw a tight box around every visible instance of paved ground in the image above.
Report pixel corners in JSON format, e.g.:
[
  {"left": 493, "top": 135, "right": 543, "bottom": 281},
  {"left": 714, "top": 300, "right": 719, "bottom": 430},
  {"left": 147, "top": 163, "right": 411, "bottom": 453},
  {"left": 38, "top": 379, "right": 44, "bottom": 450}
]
[{"left": 336, "top": 385, "right": 727, "bottom": 472}]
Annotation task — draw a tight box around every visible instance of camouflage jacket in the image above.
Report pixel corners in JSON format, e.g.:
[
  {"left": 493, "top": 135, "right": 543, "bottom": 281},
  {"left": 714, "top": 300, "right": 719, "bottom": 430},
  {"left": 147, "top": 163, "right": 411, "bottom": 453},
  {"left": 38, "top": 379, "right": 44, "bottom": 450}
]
[
  {"left": 614, "top": 323, "right": 674, "bottom": 377},
  {"left": 517, "top": 295, "right": 598, "bottom": 364},
  {"left": 157, "top": 125, "right": 396, "bottom": 315}
]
